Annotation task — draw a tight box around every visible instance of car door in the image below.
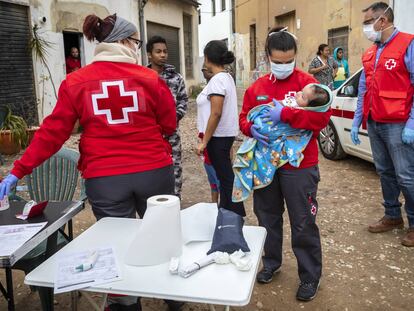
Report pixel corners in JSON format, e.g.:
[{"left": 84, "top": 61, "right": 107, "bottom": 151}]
[{"left": 338, "top": 69, "right": 373, "bottom": 162}]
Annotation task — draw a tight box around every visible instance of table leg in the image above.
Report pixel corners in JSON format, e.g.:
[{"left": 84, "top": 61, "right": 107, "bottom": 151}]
[
  {"left": 38, "top": 287, "right": 54, "bottom": 311},
  {"left": 68, "top": 219, "right": 73, "bottom": 240},
  {"left": 208, "top": 305, "right": 230, "bottom": 311},
  {"left": 37, "top": 231, "right": 58, "bottom": 311},
  {"left": 5, "top": 268, "right": 15, "bottom": 311},
  {"left": 71, "top": 291, "right": 79, "bottom": 311}
]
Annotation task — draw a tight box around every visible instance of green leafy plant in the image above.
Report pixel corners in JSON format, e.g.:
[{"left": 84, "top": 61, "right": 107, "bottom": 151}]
[
  {"left": 29, "top": 24, "right": 57, "bottom": 100},
  {"left": 0, "top": 106, "right": 28, "bottom": 148}
]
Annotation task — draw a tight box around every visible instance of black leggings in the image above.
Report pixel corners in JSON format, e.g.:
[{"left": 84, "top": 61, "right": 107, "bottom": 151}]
[{"left": 207, "top": 136, "right": 246, "bottom": 216}]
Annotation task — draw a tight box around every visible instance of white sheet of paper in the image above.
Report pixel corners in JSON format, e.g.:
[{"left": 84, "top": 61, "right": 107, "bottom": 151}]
[
  {"left": 181, "top": 203, "right": 218, "bottom": 244},
  {"left": 0, "top": 222, "right": 47, "bottom": 256},
  {"left": 54, "top": 247, "right": 121, "bottom": 294}
]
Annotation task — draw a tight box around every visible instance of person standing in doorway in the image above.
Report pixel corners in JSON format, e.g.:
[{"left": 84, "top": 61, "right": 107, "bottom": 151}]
[
  {"left": 146, "top": 36, "right": 188, "bottom": 199},
  {"left": 65, "top": 47, "right": 81, "bottom": 74},
  {"left": 333, "top": 47, "right": 350, "bottom": 89},
  {"left": 240, "top": 27, "right": 331, "bottom": 301},
  {"left": 308, "top": 44, "right": 338, "bottom": 90},
  {"left": 351, "top": 2, "right": 414, "bottom": 247}
]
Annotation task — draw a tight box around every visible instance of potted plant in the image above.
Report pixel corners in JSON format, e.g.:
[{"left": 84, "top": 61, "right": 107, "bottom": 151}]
[{"left": 0, "top": 106, "right": 29, "bottom": 155}]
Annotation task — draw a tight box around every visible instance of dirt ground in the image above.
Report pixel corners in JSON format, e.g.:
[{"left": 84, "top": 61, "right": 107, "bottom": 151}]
[{"left": 1, "top": 97, "right": 413, "bottom": 311}]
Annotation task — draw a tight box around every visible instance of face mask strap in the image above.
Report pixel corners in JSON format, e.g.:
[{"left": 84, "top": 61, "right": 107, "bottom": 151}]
[{"left": 373, "top": 6, "right": 391, "bottom": 30}]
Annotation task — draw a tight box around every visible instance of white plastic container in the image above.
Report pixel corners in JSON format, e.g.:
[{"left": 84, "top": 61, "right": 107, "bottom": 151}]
[{"left": 0, "top": 196, "right": 10, "bottom": 211}]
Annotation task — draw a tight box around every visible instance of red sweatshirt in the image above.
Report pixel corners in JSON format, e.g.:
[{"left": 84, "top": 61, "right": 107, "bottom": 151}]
[
  {"left": 66, "top": 57, "right": 81, "bottom": 73},
  {"left": 239, "top": 69, "right": 332, "bottom": 169},
  {"left": 12, "top": 61, "right": 176, "bottom": 179}
]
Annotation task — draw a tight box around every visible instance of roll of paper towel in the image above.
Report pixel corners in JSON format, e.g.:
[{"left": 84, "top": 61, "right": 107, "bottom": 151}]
[{"left": 125, "top": 195, "right": 183, "bottom": 266}]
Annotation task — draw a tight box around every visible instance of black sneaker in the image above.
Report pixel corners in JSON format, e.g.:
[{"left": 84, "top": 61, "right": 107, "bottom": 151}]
[
  {"left": 256, "top": 266, "right": 281, "bottom": 284},
  {"left": 296, "top": 280, "right": 320, "bottom": 301}
]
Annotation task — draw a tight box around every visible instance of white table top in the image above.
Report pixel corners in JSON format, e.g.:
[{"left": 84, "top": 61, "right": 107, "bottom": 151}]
[{"left": 25, "top": 216, "right": 266, "bottom": 306}]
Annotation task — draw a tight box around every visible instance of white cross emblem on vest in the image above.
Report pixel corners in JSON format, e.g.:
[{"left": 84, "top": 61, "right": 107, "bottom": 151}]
[
  {"left": 91, "top": 81, "right": 139, "bottom": 125},
  {"left": 385, "top": 59, "right": 397, "bottom": 70},
  {"left": 285, "top": 91, "right": 296, "bottom": 100}
]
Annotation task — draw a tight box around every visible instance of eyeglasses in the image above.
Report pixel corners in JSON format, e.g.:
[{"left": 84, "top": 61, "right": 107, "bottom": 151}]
[{"left": 128, "top": 37, "right": 143, "bottom": 49}]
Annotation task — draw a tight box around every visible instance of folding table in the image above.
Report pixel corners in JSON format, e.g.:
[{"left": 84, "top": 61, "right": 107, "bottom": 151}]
[
  {"left": 25, "top": 212, "right": 266, "bottom": 310},
  {"left": 0, "top": 200, "right": 84, "bottom": 310}
]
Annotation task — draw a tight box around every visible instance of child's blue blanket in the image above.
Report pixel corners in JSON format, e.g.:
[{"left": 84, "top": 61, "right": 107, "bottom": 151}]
[{"left": 232, "top": 104, "right": 312, "bottom": 202}]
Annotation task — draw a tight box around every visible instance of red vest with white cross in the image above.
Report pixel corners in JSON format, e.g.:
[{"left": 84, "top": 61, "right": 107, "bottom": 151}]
[{"left": 362, "top": 31, "right": 414, "bottom": 123}]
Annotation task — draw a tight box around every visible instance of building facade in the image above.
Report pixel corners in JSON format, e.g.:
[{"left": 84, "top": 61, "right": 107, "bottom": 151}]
[
  {"left": 198, "top": 0, "right": 233, "bottom": 56},
  {"left": 0, "top": 0, "right": 199, "bottom": 123},
  {"left": 234, "top": 0, "right": 390, "bottom": 88}
]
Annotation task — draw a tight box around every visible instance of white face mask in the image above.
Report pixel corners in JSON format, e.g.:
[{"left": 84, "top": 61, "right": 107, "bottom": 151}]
[
  {"left": 363, "top": 6, "right": 392, "bottom": 42},
  {"left": 270, "top": 60, "right": 295, "bottom": 80}
]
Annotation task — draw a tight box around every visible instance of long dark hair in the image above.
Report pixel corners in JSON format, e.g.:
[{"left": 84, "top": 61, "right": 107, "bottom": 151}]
[
  {"left": 83, "top": 14, "right": 116, "bottom": 42},
  {"left": 265, "top": 26, "right": 297, "bottom": 55},
  {"left": 317, "top": 44, "right": 329, "bottom": 56},
  {"left": 204, "top": 40, "right": 235, "bottom": 66}
]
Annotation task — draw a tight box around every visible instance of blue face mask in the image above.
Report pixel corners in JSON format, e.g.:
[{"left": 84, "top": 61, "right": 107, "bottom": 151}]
[{"left": 270, "top": 59, "right": 295, "bottom": 80}]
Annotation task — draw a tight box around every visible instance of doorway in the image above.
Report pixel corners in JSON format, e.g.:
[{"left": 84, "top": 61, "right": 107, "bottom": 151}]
[{"left": 63, "top": 31, "right": 84, "bottom": 74}]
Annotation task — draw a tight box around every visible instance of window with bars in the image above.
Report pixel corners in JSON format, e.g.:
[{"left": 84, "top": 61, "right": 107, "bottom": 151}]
[
  {"left": 328, "top": 27, "right": 349, "bottom": 60},
  {"left": 183, "top": 14, "right": 193, "bottom": 79},
  {"left": 212, "top": 0, "right": 216, "bottom": 16},
  {"left": 222, "top": 0, "right": 226, "bottom": 11}
]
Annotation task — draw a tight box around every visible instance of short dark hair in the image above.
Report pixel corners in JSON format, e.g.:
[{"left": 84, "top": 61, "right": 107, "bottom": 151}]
[
  {"left": 362, "top": 2, "right": 394, "bottom": 22},
  {"left": 308, "top": 85, "right": 330, "bottom": 107},
  {"left": 204, "top": 40, "right": 235, "bottom": 65},
  {"left": 146, "top": 35, "right": 167, "bottom": 53},
  {"left": 317, "top": 44, "right": 329, "bottom": 56},
  {"left": 265, "top": 26, "right": 297, "bottom": 55}
]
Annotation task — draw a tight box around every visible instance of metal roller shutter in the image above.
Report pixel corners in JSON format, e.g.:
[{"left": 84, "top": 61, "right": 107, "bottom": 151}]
[
  {"left": 0, "top": 1, "right": 37, "bottom": 125},
  {"left": 147, "top": 21, "right": 181, "bottom": 74}
]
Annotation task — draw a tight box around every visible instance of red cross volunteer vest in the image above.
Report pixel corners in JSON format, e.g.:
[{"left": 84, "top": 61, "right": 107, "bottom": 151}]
[{"left": 362, "top": 31, "right": 414, "bottom": 123}]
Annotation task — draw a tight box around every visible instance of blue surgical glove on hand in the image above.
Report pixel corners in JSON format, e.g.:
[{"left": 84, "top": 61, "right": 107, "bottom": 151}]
[
  {"left": 402, "top": 127, "right": 414, "bottom": 144},
  {"left": 0, "top": 174, "right": 19, "bottom": 200},
  {"left": 251, "top": 124, "right": 269, "bottom": 146},
  {"left": 350, "top": 126, "right": 361, "bottom": 145},
  {"left": 261, "top": 99, "right": 283, "bottom": 125}
]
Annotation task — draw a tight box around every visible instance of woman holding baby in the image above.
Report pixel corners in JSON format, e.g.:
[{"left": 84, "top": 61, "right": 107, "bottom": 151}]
[{"left": 239, "top": 26, "right": 332, "bottom": 301}]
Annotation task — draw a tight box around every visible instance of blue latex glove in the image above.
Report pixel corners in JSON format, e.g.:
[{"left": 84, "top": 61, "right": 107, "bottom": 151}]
[
  {"left": 0, "top": 174, "right": 19, "bottom": 199},
  {"left": 350, "top": 126, "right": 361, "bottom": 145},
  {"left": 402, "top": 127, "right": 414, "bottom": 144},
  {"left": 251, "top": 124, "right": 269, "bottom": 146},
  {"left": 261, "top": 99, "right": 283, "bottom": 125}
]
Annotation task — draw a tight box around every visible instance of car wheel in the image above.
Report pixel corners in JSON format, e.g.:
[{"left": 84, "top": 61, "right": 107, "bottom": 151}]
[{"left": 318, "top": 120, "right": 346, "bottom": 160}]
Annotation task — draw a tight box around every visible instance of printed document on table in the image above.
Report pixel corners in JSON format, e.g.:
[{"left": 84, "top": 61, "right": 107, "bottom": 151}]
[
  {"left": 0, "top": 222, "right": 47, "bottom": 257},
  {"left": 54, "top": 247, "right": 121, "bottom": 294}
]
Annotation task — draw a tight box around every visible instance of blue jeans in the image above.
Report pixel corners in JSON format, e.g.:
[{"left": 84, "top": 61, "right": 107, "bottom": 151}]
[{"left": 367, "top": 119, "right": 414, "bottom": 228}]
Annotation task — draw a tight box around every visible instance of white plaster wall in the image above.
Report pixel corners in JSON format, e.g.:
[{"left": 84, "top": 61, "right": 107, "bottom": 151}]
[
  {"left": 27, "top": 0, "right": 139, "bottom": 120},
  {"left": 394, "top": 0, "right": 414, "bottom": 33},
  {"left": 198, "top": 0, "right": 232, "bottom": 56}
]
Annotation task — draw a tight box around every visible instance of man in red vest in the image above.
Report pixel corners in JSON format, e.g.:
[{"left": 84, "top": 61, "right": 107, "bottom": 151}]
[{"left": 351, "top": 2, "right": 414, "bottom": 247}]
